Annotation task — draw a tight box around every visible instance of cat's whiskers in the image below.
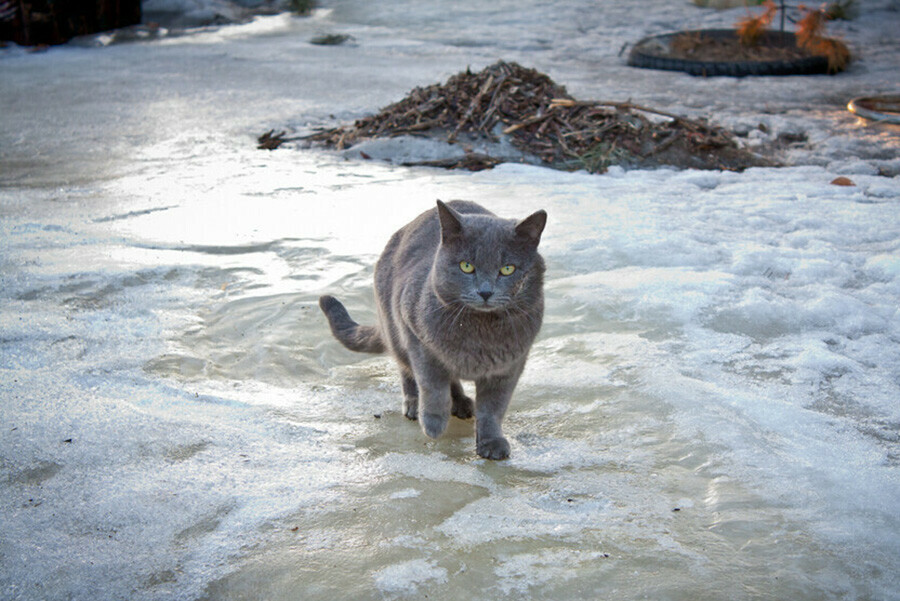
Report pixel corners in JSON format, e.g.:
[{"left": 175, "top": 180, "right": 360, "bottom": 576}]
[
  {"left": 512, "top": 301, "right": 536, "bottom": 333},
  {"left": 429, "top": 298, "right": 471, "bottom": 330},
  {"left": 507, "top": 301, "right": 542, "bottom": 348},
  {"left": 448, "top": 301, "right": 469, "bottom": 328},
  {"left": 502, "top": 306, "right": 523, "bottom": 355},
  {"left": 426, "top": 298, "right": 463, "bottom": 318}
]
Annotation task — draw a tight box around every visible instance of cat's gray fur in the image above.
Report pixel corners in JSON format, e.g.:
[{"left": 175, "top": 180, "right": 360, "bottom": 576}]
[{"left": 319, "top": 200, "right": 546, "bottom": 459}]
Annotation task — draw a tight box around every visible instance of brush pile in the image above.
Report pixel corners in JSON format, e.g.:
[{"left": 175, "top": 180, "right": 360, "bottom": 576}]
[{"left": 293, "top": 61, "right": 771, "bottom": 173}]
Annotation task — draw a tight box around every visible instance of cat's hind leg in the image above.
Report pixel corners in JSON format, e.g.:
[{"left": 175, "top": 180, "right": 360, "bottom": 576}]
[
  {"left": 450, "top": 380, "right": 474, "bottom": 420},
  {"left": 401, "top": 370, "right": 419, "bottom": 420}
]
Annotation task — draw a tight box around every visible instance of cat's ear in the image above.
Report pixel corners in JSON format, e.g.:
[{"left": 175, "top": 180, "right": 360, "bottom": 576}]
[
  {"left": 515, "top": 209, "right": 547, "bottom": 246},
  {"left": 436, "top": 200, "right": 464, "bottom": 243}
]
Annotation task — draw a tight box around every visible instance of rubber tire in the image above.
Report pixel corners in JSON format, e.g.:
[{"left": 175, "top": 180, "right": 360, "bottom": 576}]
[{"left": 627, "top": 29, "right": 833, "bottom": 77}]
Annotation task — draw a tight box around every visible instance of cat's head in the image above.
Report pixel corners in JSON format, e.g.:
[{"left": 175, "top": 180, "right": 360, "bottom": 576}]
[{"left": 433, "top": 200, "right": 546, "bottom": 313}]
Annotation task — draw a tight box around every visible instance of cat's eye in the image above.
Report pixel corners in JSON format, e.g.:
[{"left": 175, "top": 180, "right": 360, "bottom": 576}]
[
  {"left": 499, "top": 264, "right": 516, "bottom": 276},
  {"left": 459, "top": 261, "right": 475, "bottom": 274}
]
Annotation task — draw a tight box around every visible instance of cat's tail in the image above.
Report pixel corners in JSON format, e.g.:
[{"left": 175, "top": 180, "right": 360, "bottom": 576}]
[{"left": 318, "top": 295, "right": 386, "bottom": 354}]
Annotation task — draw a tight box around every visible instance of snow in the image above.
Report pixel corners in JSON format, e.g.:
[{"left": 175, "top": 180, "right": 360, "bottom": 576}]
[
  {"left": 372, "top": 559, "right": 448, "bottom": 595},
  {"left": 1, "top": 1, "right": 900, "bottom": 600}
]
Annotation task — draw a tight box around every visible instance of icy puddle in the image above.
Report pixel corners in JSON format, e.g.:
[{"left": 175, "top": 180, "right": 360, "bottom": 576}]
[{"left": 185, "top": 166, "right": 898, "bottom": 601}]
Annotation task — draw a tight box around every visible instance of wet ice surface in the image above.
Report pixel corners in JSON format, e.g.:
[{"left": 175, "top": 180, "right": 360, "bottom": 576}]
[{"left": 2, "top": 2, "right": 900, "bottom": 600}]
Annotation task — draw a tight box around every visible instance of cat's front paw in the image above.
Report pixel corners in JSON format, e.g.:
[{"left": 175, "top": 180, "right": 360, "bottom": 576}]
[
  {"left": 476, "top": 436, "right": 510, "bottom": 460},
  {"left": 421, "top": 411, "right": 449, "bottom": 439}
]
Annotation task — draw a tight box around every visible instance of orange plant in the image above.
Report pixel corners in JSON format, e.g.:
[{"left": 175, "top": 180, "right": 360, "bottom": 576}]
[
  {"left": 736, "top": 0, "right": 778, "bottom": 46},
  {"left": 797, "top": 5, "right": 851, "bottom": 72},
  {"left": 796, "top": 4, "right": 828, "bottom": 45},
  {"left": 733, "top": 1, "right": 851, "bottom": 72}
]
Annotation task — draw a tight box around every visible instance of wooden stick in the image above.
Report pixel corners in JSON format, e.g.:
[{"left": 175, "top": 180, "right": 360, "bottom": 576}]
[
  {"left": 550, "top": 98, "right": 691, "bottom": 122},
  {"left": 449, "top": 74, "right": 494, "bottom": 142},
  {"left": 502, "top": 111, "right": 554, "bottom": 134},
  {"left": 477, "top": 73, "right": 509, "bottom": 131}
]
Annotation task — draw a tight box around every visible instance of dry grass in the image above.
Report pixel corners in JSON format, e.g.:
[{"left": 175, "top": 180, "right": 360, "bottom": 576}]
[
  {"left": 735, "top": 0, "right": 777, "bottom": 46},
  {"left": 796, "top": 7, "right": 851, "bottom": 72}
]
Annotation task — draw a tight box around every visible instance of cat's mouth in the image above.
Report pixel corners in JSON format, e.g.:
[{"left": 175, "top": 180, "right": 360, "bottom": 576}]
[
  {"left": 469, "top": 303, "right": 496, "bottom": 312},
  {"left": 464, "top": 297, "right": 506, "bottom": 313}
]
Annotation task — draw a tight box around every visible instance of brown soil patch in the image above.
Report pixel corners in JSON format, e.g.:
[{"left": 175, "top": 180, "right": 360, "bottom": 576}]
[{"left": 669, "top": 31, "right": 813, "bottom": 62}]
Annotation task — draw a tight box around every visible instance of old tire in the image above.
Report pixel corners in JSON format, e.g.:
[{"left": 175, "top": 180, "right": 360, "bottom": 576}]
[{"left": 627, "top": 29, "right": 834, "bottom": 77}]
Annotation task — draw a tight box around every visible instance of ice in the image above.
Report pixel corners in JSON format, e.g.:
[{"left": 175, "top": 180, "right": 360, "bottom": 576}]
[
  {"left": 436, "top": 492, "right": 610, "bottom": 547},
  {"left": 2, "top": 1, "right": 900, "bottom": 600},
  {"left": 372, "top": 559, "right": 448, "bottom": 595},
  {"left": 493, "top": 549, "right": 610, "bottom": 596},
  {"left": 388, "top": 488, "right": 421, "bottom": 500}
]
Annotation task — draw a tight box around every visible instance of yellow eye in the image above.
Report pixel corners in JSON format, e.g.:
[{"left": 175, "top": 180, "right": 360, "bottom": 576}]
[
  {"left": 500, "top": 264, "right": 516, "bottom": 276},
  {"left": 459, "top": 261, "right": 475, "bottom": 274}
]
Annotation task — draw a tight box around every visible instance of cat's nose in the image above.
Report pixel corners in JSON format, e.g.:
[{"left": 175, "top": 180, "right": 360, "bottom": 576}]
[{"left": 478, "top": 290, "right": 493, "bottom": 301}]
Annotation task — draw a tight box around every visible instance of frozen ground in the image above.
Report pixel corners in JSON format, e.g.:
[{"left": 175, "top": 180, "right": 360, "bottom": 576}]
[{"left": 1, "top": 1, "right": 899, "bottom": 600}]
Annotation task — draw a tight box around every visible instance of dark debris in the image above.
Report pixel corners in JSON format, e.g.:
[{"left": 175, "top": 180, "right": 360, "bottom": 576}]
[
  {"left": 297, "top": 61, "right": 774, "bottom": 173},
  {"left": 257, "top": 129, "right": 290, "bottom": 150}
]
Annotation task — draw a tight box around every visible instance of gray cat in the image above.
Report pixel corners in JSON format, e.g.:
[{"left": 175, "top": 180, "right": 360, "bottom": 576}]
[{"left": 319, "top": 200, "right": 546, "bottom": 459}]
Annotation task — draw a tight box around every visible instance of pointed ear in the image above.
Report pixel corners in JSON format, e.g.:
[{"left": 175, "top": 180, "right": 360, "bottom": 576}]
[
  {"left": 515, "top": 209, "right": 547, "bottom": 246},
  {"left": 436, "top": 200, "right": 464, "bottom": 243}
]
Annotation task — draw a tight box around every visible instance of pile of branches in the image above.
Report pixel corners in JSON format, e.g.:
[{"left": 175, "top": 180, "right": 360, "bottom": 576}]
[{"left": 294, "top": 61, "right": 771, "bottom": 173}]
